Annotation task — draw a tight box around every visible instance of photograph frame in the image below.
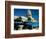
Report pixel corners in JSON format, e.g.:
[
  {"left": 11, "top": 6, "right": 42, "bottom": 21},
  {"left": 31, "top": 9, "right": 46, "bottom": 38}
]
[{"left": 5, "top": 1, "right": 45, "bottom": 38}]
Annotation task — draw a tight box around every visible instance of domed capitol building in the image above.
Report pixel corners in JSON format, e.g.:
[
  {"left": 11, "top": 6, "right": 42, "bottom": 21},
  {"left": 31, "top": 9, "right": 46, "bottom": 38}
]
[{"left": 14, "top": 9, "right": 39, "bottom": 30}]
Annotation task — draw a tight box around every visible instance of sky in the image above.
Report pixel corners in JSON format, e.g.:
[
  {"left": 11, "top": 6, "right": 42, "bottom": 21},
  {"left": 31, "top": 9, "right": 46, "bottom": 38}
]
[
  {"left": 14, "top": 9, "right": 39, "bottom": 20},
  {"left": 14, "top": 9, "right": 39, "bottom": 27}
]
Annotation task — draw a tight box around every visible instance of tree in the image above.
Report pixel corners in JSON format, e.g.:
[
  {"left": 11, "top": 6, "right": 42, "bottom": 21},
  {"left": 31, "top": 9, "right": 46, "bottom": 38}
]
[
  {"left": 28, "top": 17, "right": 31, "bottom": 21},
  {"left": 15, "top": 17, "right": 22, "bottom": 22}
]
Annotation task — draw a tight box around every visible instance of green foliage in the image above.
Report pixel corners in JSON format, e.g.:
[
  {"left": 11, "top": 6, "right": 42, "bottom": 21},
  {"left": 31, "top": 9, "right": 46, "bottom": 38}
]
[
  {"left": 15, "top": 17, "right": 22, "bottom": 22},
  {"left": 28, "top": 17, "right": 31, "bottom": 21}
]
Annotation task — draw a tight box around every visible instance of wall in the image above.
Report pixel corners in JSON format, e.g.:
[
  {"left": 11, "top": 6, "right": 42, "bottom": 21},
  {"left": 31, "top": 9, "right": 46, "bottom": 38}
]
[{"left": 0, "top": 0, "right": 46, "bottom": 39}]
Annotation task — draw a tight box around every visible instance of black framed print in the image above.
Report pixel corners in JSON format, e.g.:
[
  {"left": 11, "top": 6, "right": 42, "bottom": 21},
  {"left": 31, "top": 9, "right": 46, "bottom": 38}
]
[{"left": 5, "top": 1, "right": 45, "bottom": 38}]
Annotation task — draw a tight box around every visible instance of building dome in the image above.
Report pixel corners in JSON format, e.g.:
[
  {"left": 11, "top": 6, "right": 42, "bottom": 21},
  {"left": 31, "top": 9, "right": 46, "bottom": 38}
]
[{"left": 27, "top": 9, "right": 32, "bottom": 16}]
